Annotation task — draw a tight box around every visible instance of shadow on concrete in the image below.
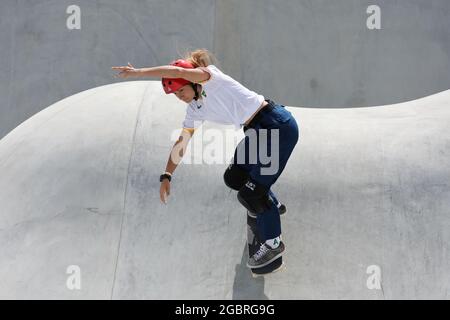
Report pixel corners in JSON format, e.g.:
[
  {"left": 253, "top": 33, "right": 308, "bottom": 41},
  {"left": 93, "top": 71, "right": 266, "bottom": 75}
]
[{"left": 232, "top": 243, "right": 268, "bottom": 300}]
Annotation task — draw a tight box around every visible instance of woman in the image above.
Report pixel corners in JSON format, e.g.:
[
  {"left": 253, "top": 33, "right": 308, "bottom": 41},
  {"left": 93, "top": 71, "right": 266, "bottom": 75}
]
[{"left": 112, "top": 49, "right": 299, "bottom": 269}]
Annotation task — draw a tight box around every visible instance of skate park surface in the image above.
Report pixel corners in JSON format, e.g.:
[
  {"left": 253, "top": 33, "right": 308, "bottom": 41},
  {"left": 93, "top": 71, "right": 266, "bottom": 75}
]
[{"left": 0, "top": 81, "right": 449, "bottom": 299}]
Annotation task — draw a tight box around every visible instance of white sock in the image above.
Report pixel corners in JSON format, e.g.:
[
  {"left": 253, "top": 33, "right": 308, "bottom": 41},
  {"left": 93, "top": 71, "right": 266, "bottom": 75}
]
[{"left": 265, "top": 236, "right": 281, "bottom": 249}]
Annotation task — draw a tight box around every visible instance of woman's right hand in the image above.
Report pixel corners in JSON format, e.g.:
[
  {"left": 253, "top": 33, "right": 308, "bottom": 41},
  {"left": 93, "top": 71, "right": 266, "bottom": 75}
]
[{"left": 160, "top": 180, "right": 171, "bottom": 204}]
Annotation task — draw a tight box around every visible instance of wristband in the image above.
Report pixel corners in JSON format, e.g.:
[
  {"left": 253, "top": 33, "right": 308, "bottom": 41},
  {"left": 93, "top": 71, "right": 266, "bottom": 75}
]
[{"left": 160, "top": 173, "right": 172, "bottom": 182}]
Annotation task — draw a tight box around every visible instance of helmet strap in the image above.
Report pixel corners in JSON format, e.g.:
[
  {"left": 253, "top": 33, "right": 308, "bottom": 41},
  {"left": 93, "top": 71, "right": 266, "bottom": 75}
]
[{"left": 191, "top": 83, "right": 200, "bottom": 101}]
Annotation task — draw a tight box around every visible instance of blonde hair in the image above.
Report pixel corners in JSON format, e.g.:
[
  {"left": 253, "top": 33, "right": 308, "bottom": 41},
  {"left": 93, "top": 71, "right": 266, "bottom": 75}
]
[{"left": 183, "top": 48, "right": 217, "bottom": 68}]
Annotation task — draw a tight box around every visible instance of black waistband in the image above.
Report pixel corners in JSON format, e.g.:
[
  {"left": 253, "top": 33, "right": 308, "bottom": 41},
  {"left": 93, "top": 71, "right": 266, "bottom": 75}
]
[{"left": 245, "top": 99, "right": 276, "bottom": 129}]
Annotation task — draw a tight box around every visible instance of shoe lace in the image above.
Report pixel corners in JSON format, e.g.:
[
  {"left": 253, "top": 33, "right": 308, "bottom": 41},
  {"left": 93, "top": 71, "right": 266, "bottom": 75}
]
[{"left": 254, "top": 244, "right": 270, "bottom": 261}]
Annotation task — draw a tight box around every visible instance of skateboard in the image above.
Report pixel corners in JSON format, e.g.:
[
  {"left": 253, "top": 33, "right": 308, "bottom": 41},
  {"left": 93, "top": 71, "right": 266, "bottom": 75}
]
[{"left": 247, "top": 210, "right": 284, "bottom": 276}]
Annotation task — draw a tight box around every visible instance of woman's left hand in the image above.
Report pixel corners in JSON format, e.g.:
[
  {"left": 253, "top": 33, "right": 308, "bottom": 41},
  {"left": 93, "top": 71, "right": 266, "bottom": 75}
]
[{"left": 112, "top": 63, "right": 139, "bottom": 78}]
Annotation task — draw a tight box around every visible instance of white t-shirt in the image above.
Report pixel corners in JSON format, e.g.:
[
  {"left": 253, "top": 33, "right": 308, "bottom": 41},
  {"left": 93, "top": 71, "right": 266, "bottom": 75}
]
[{"left": 182, "top": 65, "right": 265, "bottom": 130}]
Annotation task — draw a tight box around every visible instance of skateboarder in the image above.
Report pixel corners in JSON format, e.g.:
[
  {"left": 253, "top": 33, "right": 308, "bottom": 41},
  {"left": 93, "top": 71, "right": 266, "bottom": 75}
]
[{"left": 112, "top": 49, "right": 299, "bottom": 270}]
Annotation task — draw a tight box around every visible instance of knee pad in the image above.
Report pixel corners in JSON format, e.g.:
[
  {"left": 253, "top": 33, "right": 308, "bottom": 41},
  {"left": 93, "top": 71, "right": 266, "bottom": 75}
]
[
  {"left": 237, "top": 180, "right": 271, "bottom": 214},
  {"left": 223, "top": 164, "right": 249, "bottom": 191}
]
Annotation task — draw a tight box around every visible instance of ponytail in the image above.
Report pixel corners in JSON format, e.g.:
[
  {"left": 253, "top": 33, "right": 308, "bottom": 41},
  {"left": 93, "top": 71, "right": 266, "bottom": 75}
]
[{"left": 183, "top": 48, "right": 216, "bottom": 68}]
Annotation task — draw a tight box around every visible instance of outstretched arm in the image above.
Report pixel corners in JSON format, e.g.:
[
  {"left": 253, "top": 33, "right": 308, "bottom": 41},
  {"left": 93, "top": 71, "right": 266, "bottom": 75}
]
[
  {"left": 159, "top": 128, "right": 195, "bottom": 204},
  {"left": 112, "top": 63, "right": 210, "bottom": 83}
]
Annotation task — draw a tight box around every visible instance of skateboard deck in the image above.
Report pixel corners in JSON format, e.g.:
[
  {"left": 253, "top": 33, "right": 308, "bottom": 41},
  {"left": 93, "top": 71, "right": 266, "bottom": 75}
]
[{"left": 247, "top": 212, "right": 283, "bottom": 276}]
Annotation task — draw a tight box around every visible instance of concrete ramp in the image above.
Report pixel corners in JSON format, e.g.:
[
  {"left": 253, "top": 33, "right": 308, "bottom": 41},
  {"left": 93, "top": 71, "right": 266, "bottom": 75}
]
[{"left": 0, "top": 81, "right": 449, "bottom": 299}]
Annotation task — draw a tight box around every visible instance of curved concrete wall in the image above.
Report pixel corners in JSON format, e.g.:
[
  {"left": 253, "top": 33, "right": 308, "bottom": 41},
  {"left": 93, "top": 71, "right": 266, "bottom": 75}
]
[{"left": 1, "top": 0, "right": 450, "bottom": 138}]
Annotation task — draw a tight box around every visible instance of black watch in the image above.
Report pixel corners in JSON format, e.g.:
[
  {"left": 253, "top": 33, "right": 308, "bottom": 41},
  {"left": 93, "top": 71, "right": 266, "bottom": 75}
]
[{"left": 160, "top": 173, "right": 172, "bottom": 182}]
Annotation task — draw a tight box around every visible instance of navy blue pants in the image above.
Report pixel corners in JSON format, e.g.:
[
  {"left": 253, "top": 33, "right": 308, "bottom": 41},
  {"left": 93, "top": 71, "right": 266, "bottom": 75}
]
[{"left": 233, "top": 100, "right": 299, "bottom": 241}]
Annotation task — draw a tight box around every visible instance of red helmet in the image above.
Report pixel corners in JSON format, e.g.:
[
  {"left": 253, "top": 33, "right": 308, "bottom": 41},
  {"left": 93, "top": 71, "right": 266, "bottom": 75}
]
[{"left": 162, "top": 59, "right": 195, "bottom": 94}]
